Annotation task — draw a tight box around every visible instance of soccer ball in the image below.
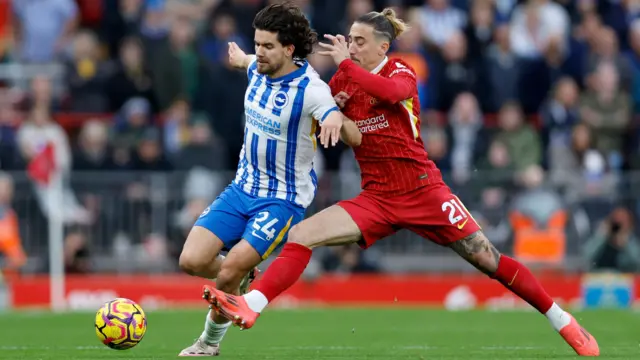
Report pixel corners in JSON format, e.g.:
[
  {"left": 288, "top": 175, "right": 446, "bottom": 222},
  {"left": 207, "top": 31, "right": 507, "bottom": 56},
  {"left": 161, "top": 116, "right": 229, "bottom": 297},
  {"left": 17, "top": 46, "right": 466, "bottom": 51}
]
[{"left": 95, "top": 298, "right": 147, "bottom": 350}]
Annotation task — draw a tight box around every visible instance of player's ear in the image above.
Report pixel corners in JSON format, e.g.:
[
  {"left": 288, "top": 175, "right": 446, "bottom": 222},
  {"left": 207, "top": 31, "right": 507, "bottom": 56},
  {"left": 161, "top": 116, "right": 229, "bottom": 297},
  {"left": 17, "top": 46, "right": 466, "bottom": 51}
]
[
  {"left": 285, "top": 44, "right": 295, "bottom": 58},
  {"left": 379, "top": 41, "right": 389, "bottom": 56}
]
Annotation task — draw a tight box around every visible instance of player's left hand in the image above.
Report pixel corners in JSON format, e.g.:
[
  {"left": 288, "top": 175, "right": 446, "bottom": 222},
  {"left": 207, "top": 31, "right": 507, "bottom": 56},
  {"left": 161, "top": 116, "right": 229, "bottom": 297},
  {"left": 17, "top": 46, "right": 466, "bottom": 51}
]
[
  {"left": 319, "top": 113, "right": 342, "bottom": 148},
  {"left": 318, "top": 34, "right": 350, "bottom": 66}
]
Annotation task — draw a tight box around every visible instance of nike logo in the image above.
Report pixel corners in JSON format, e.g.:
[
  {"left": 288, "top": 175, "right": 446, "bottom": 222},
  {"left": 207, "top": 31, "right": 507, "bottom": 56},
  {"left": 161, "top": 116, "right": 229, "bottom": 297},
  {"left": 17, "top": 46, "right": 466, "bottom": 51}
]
[
  {"left": 457, "top": 218, "right": 469, "bottom": 230},
  {"left": 508, "top": 269, "right": 519, "bottom": 286}
]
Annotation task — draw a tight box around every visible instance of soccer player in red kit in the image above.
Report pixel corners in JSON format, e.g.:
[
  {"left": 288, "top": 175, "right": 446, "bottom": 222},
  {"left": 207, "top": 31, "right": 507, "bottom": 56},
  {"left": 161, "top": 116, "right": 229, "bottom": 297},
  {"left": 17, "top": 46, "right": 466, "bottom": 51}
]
[{"left": 203, "top": 8, "right": 599, "bottom": 356}]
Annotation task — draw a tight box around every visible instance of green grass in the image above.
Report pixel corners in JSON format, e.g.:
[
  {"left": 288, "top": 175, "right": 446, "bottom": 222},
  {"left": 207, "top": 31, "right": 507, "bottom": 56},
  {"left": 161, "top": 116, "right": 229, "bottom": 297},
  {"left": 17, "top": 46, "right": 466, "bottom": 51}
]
[{"left": 0, "top": 308, "right": 637, "bottom": 359}]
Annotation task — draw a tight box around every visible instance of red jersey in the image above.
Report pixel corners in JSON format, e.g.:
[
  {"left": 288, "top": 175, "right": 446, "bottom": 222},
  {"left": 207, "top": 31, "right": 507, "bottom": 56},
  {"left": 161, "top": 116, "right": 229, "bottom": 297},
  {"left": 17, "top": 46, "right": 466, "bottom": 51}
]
[{"left": 329, "top": 57, "right": 441, "bottom": 195}]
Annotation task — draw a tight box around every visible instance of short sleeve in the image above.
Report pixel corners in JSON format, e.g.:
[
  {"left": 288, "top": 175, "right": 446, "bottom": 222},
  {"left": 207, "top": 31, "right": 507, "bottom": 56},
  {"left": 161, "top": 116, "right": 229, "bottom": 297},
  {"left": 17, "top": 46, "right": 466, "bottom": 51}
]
[{"left": 305, "top": 78, "right": 339, "bottom": 124}]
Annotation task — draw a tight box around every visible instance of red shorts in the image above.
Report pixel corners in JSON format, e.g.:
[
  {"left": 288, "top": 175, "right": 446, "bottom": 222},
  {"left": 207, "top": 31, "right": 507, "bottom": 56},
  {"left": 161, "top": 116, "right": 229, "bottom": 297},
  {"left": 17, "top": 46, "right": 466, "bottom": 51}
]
[{"left": 337, "top": 183, "right": 481, "bottom": 248}]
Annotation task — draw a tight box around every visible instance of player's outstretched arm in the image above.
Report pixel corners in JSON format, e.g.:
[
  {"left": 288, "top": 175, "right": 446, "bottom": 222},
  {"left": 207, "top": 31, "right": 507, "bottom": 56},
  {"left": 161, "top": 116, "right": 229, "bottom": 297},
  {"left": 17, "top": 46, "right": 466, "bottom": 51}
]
[
  {"left": 228, "top": 42, "right": 254, "bottom": 70},
  {"left": 318, "top": 34, "right": 414, "bottom": 104},
  {"left": 338, "top": 59, "right": 415, "bottom": 104},
  {"left": 340, "top": 116, "right": 362, "bottom": 147}
]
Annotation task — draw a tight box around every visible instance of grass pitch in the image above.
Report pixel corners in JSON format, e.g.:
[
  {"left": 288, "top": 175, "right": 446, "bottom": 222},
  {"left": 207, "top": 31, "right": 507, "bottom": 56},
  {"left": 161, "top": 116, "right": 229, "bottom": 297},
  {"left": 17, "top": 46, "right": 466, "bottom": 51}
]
[{"left": 0, "top": 308, "right": 636, "bottom": 359}]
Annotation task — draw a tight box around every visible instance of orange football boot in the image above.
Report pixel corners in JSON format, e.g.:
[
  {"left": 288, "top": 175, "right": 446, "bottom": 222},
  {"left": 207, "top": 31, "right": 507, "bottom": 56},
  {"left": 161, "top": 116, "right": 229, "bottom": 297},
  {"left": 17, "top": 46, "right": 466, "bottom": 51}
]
[
  {"left": 202, "top": 285, "right": 260, "bottom": 330},
  {"left": 559, "top": 314, "right": 600, "bottom": 356}
]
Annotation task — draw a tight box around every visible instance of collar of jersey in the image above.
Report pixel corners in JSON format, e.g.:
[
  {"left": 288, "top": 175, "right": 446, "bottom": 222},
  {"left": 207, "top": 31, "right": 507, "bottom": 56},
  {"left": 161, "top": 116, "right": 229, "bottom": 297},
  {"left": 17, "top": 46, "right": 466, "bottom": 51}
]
[
  {"left": 265, "top": 61, "right": 309, "bottom": 83},
  {"left": 371, "top": 56, "right": 388, "bottom": 74}
]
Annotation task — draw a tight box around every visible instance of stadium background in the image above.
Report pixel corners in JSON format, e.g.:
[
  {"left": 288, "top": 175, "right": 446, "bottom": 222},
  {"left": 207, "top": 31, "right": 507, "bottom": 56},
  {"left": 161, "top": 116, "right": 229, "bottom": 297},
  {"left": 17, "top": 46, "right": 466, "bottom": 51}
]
[{"left": 0, "top": 0, "right": 638, "bottom": 311}]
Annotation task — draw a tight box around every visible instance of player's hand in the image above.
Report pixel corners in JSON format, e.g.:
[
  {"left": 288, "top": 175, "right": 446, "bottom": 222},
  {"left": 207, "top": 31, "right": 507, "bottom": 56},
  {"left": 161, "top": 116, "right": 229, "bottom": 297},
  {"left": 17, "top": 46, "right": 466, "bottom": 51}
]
[
  {"left": 228, "top": 42, "right": 249, "bottom": 69},
  {"left": 318, "top": 34, "right": 350, "bottom": 66},
  {"left": 334, "top": 91, "right": 350, "bottom": 108},
  {"left": 319, "top": 113, "right": 342, "bottom": 148}
]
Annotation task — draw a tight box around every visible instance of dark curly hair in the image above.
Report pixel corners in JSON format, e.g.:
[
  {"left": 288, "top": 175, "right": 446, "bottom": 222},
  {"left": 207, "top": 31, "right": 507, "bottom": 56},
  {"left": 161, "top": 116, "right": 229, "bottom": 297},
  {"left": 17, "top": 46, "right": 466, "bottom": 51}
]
[{"left": 253, "top": 2, "right": 317, "bottom": 59}]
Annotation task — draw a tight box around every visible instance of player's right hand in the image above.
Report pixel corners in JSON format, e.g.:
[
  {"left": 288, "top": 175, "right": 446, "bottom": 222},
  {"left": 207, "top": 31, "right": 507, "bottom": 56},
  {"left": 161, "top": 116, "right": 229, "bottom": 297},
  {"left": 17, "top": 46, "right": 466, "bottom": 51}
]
[
  {"left": 319, "top": 112, "right": 342, "bottom": 148},
  {"left": 228, "top": 42, "right": 249, "bottom": 69}
]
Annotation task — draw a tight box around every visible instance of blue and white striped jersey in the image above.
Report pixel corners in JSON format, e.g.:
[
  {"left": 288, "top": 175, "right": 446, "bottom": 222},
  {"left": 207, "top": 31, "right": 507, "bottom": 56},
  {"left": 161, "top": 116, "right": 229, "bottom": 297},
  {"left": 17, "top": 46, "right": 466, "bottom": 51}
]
[{"left": 233, "top": 56, "right": 339, "bottom": 208}]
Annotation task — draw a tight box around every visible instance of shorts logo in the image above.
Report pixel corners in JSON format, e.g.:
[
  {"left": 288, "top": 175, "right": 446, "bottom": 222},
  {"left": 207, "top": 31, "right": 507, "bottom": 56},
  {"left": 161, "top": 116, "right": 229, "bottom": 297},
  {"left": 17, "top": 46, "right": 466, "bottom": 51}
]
[
  {"left": 199, "top": 206, "right": 210, "bottom": 218},
  {"left": 273, "top": 91, "right": 289, "bottom": 110}
]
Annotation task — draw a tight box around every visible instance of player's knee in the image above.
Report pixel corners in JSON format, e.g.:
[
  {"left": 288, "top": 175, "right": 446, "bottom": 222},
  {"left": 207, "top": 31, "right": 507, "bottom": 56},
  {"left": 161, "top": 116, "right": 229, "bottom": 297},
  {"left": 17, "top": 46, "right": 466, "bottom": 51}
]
[
  {"left": 287, "top": 224, "right": 312, "bottom": 247},
  {"left": 215, "top": 267, "right": 244, "bottom": 292},
  {"left": 178, "top": 252, "right": 205, "bottom": 276}
]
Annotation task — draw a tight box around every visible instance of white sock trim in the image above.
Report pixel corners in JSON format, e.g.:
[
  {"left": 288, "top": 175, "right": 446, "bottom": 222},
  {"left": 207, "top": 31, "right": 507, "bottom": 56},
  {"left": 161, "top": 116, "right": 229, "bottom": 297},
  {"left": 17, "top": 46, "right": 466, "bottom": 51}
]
[
  {"left": 545, "top": 302, "right": 571, "bottom": 331},
  {"left": 244, "top": 290, "right": 269, "bottom": 313}
]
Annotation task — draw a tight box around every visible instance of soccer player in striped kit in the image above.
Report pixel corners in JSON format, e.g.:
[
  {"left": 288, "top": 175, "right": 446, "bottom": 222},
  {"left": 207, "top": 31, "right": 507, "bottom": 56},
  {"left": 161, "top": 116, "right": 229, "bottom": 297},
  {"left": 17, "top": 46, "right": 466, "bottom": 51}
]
[
  {"left": 178, "top": 3, "right": 344, "bottom": 356},
  {"left": 204, "top": 8, "right": 600, "bottom": 357}
]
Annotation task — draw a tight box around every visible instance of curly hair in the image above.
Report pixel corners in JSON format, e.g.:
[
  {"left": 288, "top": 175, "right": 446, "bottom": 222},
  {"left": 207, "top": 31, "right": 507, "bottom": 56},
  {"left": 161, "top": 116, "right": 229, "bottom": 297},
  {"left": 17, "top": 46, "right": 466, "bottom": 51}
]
[{"left": 253, "top": 2, "right": 317, "bottom": 59}]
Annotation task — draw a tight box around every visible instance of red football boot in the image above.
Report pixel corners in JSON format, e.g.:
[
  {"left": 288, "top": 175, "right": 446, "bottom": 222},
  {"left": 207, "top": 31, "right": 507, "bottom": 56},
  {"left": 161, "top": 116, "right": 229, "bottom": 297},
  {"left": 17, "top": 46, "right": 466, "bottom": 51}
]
[{"left": 202, "top": 285, "right": 260, "bottom": 330}]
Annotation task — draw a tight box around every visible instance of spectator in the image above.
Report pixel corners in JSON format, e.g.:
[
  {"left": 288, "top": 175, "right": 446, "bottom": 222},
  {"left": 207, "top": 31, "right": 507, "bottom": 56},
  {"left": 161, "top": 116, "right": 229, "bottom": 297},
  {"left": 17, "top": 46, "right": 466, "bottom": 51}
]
[
  {"left": 163, "top": 98, "right": 192, "bottom": 156},
  {"left": 509, "top": 0, "right": 570, "bottom": 59},
  {"left": 540, "top": 77, "right": 581, "bottom": 167},
  {"left": 493, "top": 101, "right": 542, "bottom": 171},
  {"left": 73, "top": 120, "right": 115, "bottom": 171},
  {"left": 106, "top": 36, "right": 157, "bottom": 112},
  {"left": 445, "top": 92, "right": 489, "bottom": 184},
  {"left": 432, "top": 31, "right": 487, "bottom": 111},
  {"left": 17, "top": 108, "right": 71, "bottom": 173},
  {"left": 112, "top": 97, "right": 154, "bottom": 152},
  {"left": 549, "top": 123, "right": 618, "bottom": 206},
  {"left": 584, "top": 207, "right": 640, "bottom": 273},
  {"left": 131, "top": 128, "right": 173, "bottom": 172},
  {"left": 17, "top": 108, "right": 90, "bottom": 225},
  {"left": 418, "top": 0, "right": 467, "bottom": 49},
  {"left": 586, "top": 26, "right": 633, "bottom": 90},
  {"left": 512, "top": 165, "right": 564, "bottom": 231},
  {"left": 195, "top": 45, "right": 247, "bottom": 170},
  {"left": 579, "top": 61, "right": 631, "bottom": 160},
  {"left": 165, "top": 0, "right": 219, "bottom": 29},
  {"left": 485, "top": 24, "right": 520, "bottom": 112},
  {"left": 12, "top": 0, "right": 78, "bottom": 63},
  {"left": 64, "top": 30, "right": 110, "bottom": 112},
  {"left": 149, "top": 16, "right": 198, "bottom": 109},
  {"left": 100, "top": 0, "right": 145, "bottom": 58},
  {"left": 477, "top": 139, "right": 516, "bottom": 198},
  {"left": 463, "top": 0, "right": 495, "bottom": 60},
  {"left": 173, "top": 116, "right": 228, "bottom": 171},
  {"left": 338, "top": 0, "right": 374, "bottom": 36},
  {"left": 198, "top": 10, "right": 249, "bottom": 66}
]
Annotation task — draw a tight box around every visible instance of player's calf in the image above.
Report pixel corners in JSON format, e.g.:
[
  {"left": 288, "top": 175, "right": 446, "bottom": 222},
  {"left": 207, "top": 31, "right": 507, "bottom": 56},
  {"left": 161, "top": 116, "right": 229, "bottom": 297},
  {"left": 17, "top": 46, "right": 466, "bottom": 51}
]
[
  {"left": 448, "top": 231, "right": 500, "bottom": 275},
  {"left": 449, "top": 230, "right": 555, "bottom": 313}
]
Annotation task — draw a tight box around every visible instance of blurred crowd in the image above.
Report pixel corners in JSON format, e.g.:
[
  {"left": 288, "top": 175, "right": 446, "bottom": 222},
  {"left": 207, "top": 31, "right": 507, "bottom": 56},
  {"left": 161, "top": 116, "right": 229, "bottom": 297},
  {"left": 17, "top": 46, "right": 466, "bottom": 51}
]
[{"left": 1, "top": 0, "right": 640, "bottom": 274}]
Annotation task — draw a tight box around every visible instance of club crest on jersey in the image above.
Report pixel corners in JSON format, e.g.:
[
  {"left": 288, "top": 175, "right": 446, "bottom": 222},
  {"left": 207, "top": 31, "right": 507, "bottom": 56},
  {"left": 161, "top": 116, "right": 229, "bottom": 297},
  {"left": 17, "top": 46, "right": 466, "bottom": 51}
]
[
  {"left": 370, "top": 97, "right": 378, "bottom": 105},
  {"left": 273, "top": 91, "right": 289, "bottom": 110}
]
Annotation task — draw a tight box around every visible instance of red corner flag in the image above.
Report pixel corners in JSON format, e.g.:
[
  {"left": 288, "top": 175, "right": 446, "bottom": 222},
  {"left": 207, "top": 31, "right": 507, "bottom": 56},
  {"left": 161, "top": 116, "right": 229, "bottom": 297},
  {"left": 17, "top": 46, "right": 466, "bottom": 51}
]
[{"left": 27, "top": 143, "right": 56, "bottom": 185}]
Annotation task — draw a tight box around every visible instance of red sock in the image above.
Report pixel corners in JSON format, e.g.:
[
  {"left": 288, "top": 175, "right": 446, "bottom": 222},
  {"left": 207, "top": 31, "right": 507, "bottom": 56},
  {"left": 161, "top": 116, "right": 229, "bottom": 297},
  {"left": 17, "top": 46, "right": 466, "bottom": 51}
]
[
  {"left": 492, "top": 255, "right": 554, "bottom": 313},
  {"left": 254, "top": 243, "right": 312, "bottom": 302}
]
